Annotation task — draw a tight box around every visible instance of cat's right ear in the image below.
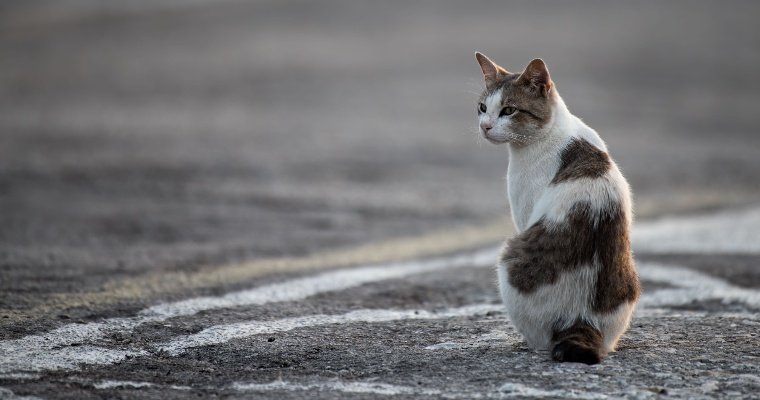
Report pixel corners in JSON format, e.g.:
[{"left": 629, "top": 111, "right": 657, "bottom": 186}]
[
  {"left": 475, "top": 52, "right": 509, "bottom": 90},
  {"left": 517, "top": 58, "right": 553, "bottom": 97}
]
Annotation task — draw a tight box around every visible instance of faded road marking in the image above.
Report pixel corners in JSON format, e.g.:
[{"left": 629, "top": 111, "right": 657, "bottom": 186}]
[
  {"left": 2, "top": 261, "right": 758, "bottom": 375},
  {"left": 142, "top": 248, "right": 498, "bottom": 319},
  {"left": 0, "top": 387, "right": 42, "bottom": 400},
  {"left": 232, "top": 379, "right": 608, "bottom": 399},
  {"left": 92, "top": 380, "right": 191, "bottom": 391},
  {"left": 497, "top": 383, "right": 608, "bottom": 399},
  {"left": 633, "top": 206, "right": 760, "bottom": 254},
  {"left": 83, "top": 378, "right": 606, "bottom": 399},
  {"left": 424, "top": 330, "right": 518, "bottom": 351},
  {"left": 231, "top": 380, "right": 443, "bottom": 397},
  {"left": 154, "top": 265, "right": 760, "bottom": 355},
  {"left": 638, "top": 263, "right": 760, "bottom": 309},
  {"left": 93, "top": 381, "right": 153, "bottom": 390},
  {"left": 156, "top": 304, "right": 504, "bottom": 356},
  {"left": 0, "top": 249, "right": 497, "bottom": 373},
  {"left": 0, "top": 303, "right": 503, "bottom": 374},
  {"left": 6, "top": 218, "right": 513, "bottom": 321},
  {"left": 3, "top": 206, "right": 760, "bottom": 376},
  {"left": 8, "top": 203, "right": 758, "bottom": 322}
]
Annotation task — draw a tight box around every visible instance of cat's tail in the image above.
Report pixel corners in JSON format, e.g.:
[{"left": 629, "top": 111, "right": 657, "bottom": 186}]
[{"left": 551, "top": 320, "right": 603, "bottom": 365}]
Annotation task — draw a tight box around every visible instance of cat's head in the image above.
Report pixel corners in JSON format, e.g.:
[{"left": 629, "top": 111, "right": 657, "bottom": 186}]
[{"left": 475, "top": 52, "right": 556, "bottom": 147}]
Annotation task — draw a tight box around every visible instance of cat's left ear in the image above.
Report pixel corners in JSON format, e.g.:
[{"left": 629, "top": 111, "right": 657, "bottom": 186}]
[{"left": 518, "top": 58, "right": 553, "bottom": 97}]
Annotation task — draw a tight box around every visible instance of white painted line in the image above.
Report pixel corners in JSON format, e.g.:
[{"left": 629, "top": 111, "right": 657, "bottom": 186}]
[
  {"left": 0, "top": 387, "right": 42, "bottom": 400},
  {"left": 633, "top": 206, "right": 760, "bottom": 254},
  {"left": 231, "top": 379, "right": 608, "bottom": 399},
  {"left": 2, "top": 261, "right": 758, "bottom": 375},
  {"left": 0, "top": 248, "right": 497, "bottom": 373},
  {"left": 637, "top": 263, "right": 760, "bottom": 309},
  {"left": 93, "top": 381, "right": 153, "bottom": 390},
  {"left": 231, "top": 380, "right": 446, "bottom": 397},
  {"left": 141, "top": 247, "right": 498, "bottom": 319},
  {"left": 89, "top": 378, "right": 449, "bottom": 397},
  {"left": 424, "top": 330, "right": 518, "bottom": 351},
  {"left": 498, "top": 382, "right": 608, "bottom": 399},
  {"left": 0, "top": 316, "right": 155, "bottom": 373},
  {"left": 0, "top": 373, "right": 40, "bottom": 380},
  {"left": 6, "top": 260, "right": 753, "bottom": 376},
  {"left": 0, "top": 343, "right": 146, "bottom": 375},
  {"left": 1, "top": 206, "right": 759, "bottom": 376},
  {"left": 156, "top": 304, "right": 503, "bottom": 356},
  {"left": 5, "top": 257, "right": 758, "bottom": 376},
  {"left": 92, "top": 380, "right": 191, "bottom": 391},
  {"left": 79, "top": 378, "right": 612, "bottom": 399}
]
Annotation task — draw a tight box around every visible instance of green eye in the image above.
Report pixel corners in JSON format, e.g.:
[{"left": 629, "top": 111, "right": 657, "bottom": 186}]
[
  {"left": 500, "top": 107, "right": 517, "bottom": 117},
  {"left": 478, "top": 103, "right": 487, "bottom": 113}
]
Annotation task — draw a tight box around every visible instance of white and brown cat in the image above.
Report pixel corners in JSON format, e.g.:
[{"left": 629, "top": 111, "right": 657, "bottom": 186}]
[{"left": 474, "top": 52, "right": 640, "bottom": 364}]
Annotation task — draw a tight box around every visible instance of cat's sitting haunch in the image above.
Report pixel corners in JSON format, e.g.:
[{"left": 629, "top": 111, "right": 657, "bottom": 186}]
[{"left": 474, "top": 52, "right": 640, "bottom": 364}]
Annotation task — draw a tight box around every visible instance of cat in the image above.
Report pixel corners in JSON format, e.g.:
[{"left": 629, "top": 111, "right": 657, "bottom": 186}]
[{"left": 474, "top": 52, "right": 640, "bottom": 364}]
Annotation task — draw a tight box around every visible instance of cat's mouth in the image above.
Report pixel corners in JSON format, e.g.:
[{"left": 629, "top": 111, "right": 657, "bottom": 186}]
[{"left": 483, "top": 134, "right": 509, "bottom": 145}]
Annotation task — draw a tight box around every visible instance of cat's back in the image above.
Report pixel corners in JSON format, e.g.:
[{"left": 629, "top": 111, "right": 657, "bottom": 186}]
[
  {"left": 528, "top": 127, "right": 633, "bottom": 229},
  {"left": 533, "top": 132, "right": 639, "bottom": 309}
]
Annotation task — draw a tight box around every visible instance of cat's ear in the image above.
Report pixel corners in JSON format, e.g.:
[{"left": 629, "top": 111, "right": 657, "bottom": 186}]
[
  {"left": 517, "top": 58, "right": 553, "bottom": 97},
  {"left": 475, "top": 52, "right": 509, "bottom": 89}
]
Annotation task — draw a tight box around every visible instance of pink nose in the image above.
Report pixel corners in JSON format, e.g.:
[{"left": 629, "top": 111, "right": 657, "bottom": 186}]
[{"left": 480, "top": 122, "right": 493, "bottom": 132}]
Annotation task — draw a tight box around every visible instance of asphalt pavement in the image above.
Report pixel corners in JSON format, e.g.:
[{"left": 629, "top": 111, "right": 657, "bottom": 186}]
[{"left": 1, "top": 1, "right": 759, "bottom": 399}]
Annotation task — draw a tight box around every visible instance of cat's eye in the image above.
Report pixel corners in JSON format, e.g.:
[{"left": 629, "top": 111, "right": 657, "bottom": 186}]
[
  {"left": 500, "top": 107, "right": 517, "bottom": 117},
  {"left": 478, "top": 103, "right": 487, "bottom": 113}
]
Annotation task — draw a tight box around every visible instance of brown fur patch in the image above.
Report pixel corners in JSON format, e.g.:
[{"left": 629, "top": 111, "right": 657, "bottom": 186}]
[
  {"left": 591, "top": 206, "right": 641, "bottom": 313},
  {"left": 552, "top": 138, "right": 612, "bottom": 184},
  {"left": 501, "top": 202, "right": 640, "bottom": 313}
]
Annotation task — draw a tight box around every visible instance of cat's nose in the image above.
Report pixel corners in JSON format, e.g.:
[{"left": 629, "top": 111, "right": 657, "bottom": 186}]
[{"left": 480, "top": 122, "right": 493, "bottom": 132}]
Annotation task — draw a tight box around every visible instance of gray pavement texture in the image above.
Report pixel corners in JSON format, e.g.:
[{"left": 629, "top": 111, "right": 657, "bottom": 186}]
[{"left": 1, "top": 1, "right": 759, "bottom": 399}]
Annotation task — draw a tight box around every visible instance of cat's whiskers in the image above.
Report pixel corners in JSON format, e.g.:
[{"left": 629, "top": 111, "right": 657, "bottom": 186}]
[{"left": 467, "top": 128, "right": 486, "bottom": 147}]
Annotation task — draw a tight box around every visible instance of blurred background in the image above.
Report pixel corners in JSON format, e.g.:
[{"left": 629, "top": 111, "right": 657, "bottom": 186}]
[{"left": 1, "top": 0, "right": 759, "bottom": 318}]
